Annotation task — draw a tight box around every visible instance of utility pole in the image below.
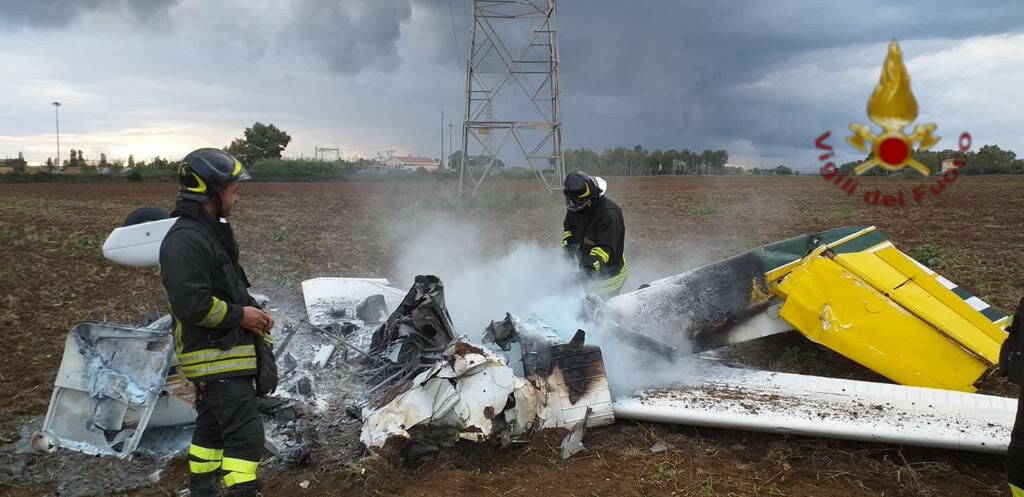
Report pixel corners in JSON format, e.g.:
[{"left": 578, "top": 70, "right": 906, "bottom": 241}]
[
  {"left": 446, "top": 121, "right": 454, "bottom": 170},
  {"left": 52, "top": 102, "right": 61, "bottom": 168},
  {"left": 440, "top": 109, "right": 445, "bottom": 170}
]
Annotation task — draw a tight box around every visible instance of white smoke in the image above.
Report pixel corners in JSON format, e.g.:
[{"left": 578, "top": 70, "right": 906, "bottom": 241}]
[
  {"left": 391, "top": 214, "right": 704, "bottom": 398},
  {"left": 394, "top": 215, "right": 586, "bottom": 342}
]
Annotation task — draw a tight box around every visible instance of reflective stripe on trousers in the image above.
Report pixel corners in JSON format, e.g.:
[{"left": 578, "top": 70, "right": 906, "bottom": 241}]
[
  {"left": 222, "top": 456, "right": 259, "bottom": 487},
  {"left": 188, "top": 443, "right": 223, "bottom": 474}
]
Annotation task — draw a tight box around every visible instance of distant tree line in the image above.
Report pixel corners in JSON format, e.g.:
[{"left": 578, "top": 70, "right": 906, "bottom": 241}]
[
  {"left": 838, "top": 145, "right": 1024, "bottom": 177},
  {"left": 562, "top": 146, "right": 731, "bottom": 176}
]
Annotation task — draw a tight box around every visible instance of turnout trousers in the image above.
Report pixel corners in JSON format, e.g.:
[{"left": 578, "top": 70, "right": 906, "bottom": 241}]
[{"left": 187, "top": 376, "right": 264, "bottom": 496}]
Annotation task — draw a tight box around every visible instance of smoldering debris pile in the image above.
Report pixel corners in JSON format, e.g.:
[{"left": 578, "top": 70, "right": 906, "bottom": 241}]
[{"left": 354, "top": 278, "right": 615, "bottom": 459}]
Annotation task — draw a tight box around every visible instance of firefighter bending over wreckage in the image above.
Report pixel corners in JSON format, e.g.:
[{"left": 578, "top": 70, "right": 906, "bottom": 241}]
[
  {"left": 561, "top": 170, "right": 628, "bottom": 297},
  {"left": 160, "top": 148, "right": 277, "bottom": 497}
]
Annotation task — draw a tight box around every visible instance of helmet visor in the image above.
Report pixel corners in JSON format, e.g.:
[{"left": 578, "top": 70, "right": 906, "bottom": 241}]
[{"left": 565, "top": 194, "right": 590, "bottom": 212}]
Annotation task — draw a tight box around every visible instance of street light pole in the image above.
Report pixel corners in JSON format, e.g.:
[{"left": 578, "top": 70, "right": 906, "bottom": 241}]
[
  {"left": 52, "top": 102, "right": 61, "bottom": 168},
  {"left": 448, "top": 123, "right": 454, "bottom": 170}
]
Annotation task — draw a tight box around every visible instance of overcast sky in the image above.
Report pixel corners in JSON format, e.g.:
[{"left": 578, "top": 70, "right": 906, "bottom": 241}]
[{"left": 1, "top": 0, "right": 1022, "bottom": 170}]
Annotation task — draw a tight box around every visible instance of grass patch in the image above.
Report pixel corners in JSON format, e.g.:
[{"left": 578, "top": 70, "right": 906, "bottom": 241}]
[
  {"left": 691, "top": 204, "right": 719, "bottom": 216},
  {"left": 836, "top": 206, "right": 854, "bottom": 220},
  {"left": 271, "top": 226, "right": 294, "bottom": 243},
  {"left": 911, "top": 243, "right": 943, "bottom": 268},
  {"left": 0, "top": 224, "right": 41, "bottom": 248},
  {"left": 73, "top": 235, "right": 98, "bottom": 250}
]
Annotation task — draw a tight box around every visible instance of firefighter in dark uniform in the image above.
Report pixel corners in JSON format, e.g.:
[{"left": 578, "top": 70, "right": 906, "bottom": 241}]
[
  {"left": 1001, "top": 298, "right": 1024, "bottom": 497},
  {"left": 561, "top": 170, "right": 628, "bottom": 296},
  {"left": 160, "top": 148, "right": 273, "bottom": 497}
]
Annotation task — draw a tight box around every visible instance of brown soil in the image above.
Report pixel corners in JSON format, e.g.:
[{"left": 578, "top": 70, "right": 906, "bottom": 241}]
[{"left": 1, "top": 175, "right": 1021, "bottom": 496}]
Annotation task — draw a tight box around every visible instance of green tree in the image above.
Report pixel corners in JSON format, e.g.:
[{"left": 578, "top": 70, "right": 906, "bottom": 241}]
[
  {"left": 678, "top": 149, "right": 697, "bottom": 175},
  {"left": 151, "top": 156, "right": 171, "bottom": 169},
  {"left": 12, "top": 152, "right": 27, "bottom": 174},
  {"left": 598, "top": 147, "right": 627, "bottom": 176},
  {"left": 649, "top": 149, "right": 665, "bottom": 175},
  {"left": 630, "top": 145, "right": 648, "bottom": 176},
  {"left": 448, "top": 150, "right": 463, "bottom": 169},
  {"left": 446, "top": 150, "right": 506, "bottom": 171},
  {"left": 128, "top": 154, "right": 136, "bottom": 168},
  {"left": 971, "top": 144, "right": 1015, "bottom": 175},
  {"left": 564, "top": 147, "right": 600, "bottom": 173},
  {"left": 775, "top": 165, "right": 793, "bottom": 176},
  {"left": 45, "top": 157, "right": 54, "bottom": 172},
  {"left": 79, "top": 150, "right": 97, "bottom": 173},
  {"left": 698, "top": 149, "right": 714, "bottom": 175},
  {"left": 226, "top": 122, "right": 292, "bottom": 166},
  {"left": 838, "top": 160, "right": 859, "bottom": 175},
  {"left": 710, "top": 149, "right": 729, "bottom": 175},
  {"left": 71, "top": 149, "right": 87, "bottom": 168}
]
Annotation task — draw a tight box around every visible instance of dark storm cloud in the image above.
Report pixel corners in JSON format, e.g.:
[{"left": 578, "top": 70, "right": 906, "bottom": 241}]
[
  {"left": 0, "top": 0, "right": 179, "bottom": 28},
  {"left": 556, "top": 1, "right": 1024, "bottom": 153},
  {"left": 286, "top": 0, "right": 414, "bottom": 74},
  {"left": 0, "top": 0, "right": 419, "bottom": 76},
  {"left": 561, "top": 1, "right": 1023, "bottom": 96}
]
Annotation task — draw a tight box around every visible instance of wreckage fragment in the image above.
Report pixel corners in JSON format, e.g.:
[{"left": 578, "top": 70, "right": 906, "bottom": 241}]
[
  {"left": 37, "top": 320, "right": 195, "bottom": 459},
  {"left": 301, "top": 277, "right": 405, "bottom": 332},
  {"left": 37, "top": 300, "right": 320, "bottom": 462},
  {"left": 358, "top": 279, "right": 614, "bottom": 457},
  {"left": 359, "top": 339, "right": 538, "bottom": 453},
  {"left": 613, "top": 357, "right": 1017, "bottom": 454},
  {"left": 603, "top": 250, "right": 784, "bottom": 356},
  {"left": 484, "top": 315, "right": 615, "bottom": 428},
  {"left": 360, "top": 331, "right": 616, "bottom": 456},
  {"left": 768, "top": 227, "right": 1007, "bottom": 392},
  {"left": 359, "top": 276, "right": 458, "bottom": 409},
  {"left": 605, "top": 226, "right": 1008, "bottom": 392},
  {"left": 370, "top": 275, "right": 455, "bottom": 355},
  {"left": 356, "top": 294, "right": 390, "bottom": 324}
]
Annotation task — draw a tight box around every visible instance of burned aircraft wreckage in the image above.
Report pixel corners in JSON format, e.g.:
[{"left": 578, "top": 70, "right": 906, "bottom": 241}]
[{"left": 26, "top": 221, "right": 1019, "bottom": 468}]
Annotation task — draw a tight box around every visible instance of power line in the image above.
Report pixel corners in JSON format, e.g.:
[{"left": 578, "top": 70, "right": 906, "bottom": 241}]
[
  {"left": 461, "top": 0, "right": 470, "bottom": 49},
  {"left": 447, "top": 0, "right": 464, "bottom": 71}
]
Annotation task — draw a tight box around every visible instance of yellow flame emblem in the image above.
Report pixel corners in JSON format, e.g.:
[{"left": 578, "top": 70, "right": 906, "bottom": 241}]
[{"left": 846, "top": 40, "right": 939, "bottom": 175}]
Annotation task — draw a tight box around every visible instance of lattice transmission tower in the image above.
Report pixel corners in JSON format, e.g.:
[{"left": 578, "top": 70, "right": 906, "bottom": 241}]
[{"left": 459, "top": 0, "right": 564, "bottom": 195}]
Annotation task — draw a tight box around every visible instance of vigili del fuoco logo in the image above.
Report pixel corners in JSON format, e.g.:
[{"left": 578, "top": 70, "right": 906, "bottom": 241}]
[{"left": 815, "top": 40, "right": 971, "bottom": 207}]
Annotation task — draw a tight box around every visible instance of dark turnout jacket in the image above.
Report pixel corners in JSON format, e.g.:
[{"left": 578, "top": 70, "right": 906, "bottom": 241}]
[
  {"left": 160, "top": 200, "right": 257, "bottom": 380},
  {"left": 562, "top": 195, "right": 628, "bottom": 294}
]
